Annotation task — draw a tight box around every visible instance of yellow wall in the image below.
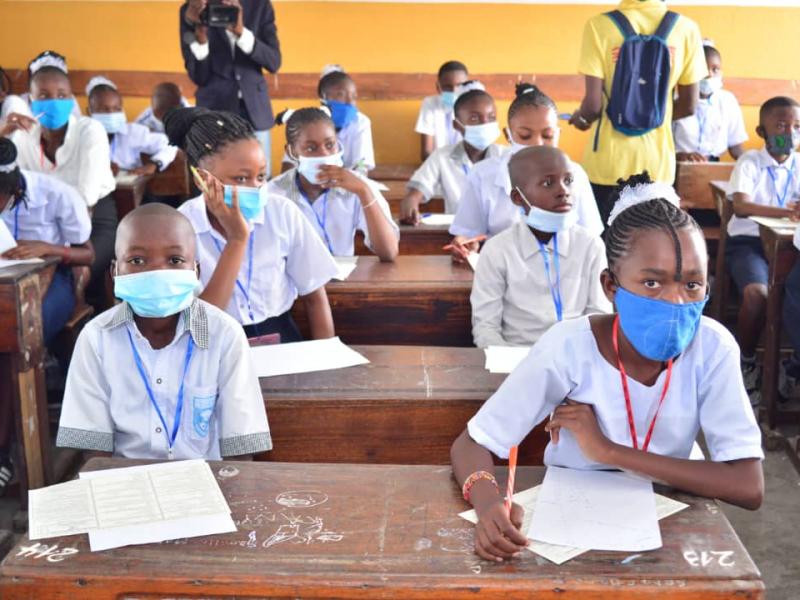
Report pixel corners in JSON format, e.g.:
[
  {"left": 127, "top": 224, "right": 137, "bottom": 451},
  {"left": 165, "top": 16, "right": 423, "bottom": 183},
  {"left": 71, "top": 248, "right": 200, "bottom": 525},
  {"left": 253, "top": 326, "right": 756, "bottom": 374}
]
[{"left": 1, "top": 1, "right": 797, "bottom": 170}]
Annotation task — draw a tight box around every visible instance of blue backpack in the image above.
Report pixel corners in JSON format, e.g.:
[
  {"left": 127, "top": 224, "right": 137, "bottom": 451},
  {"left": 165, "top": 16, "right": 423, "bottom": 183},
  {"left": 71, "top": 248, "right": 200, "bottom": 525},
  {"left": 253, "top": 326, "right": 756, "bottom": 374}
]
[{"left": 604, "top": 10, "right": 679, "bottom": 137}]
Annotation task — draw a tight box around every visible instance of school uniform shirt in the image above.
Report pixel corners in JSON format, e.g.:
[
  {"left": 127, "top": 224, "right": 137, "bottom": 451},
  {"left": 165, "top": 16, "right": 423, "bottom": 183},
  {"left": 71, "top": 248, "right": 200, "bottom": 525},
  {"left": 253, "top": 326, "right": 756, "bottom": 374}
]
[
  {"left": 1, "top": 170, "right": 91, "bottom": 246},
  {"left": 10, "top": 115, "right": 115, "bottom": 208},
  {"left": 468, "top": 315, "right": 764, "bottom": 469},
  {"left": 407, "top": 142, "right": 506, "bottom": 214},
  {"left": 673, "top": 89, "right": 747, "bottom": 158},
  {"left": 0, "top": 93, "right": 82, "bottom": 120},
  {"left": 471, "top": 222, "right": 611, "bottom": 349},
  {"left": 109, "top": 123, "right": 178, "bottom": 171},
  {"left": 179, "top": 191, "right": 337, "bottom": 325},
  {"left": 56, "top": 299, "right": 272, "bottom": 460},
  {"left": 134, "top": 97, "right": 193, "bottom": 133},
  {"left": 268, "top": 168, "right": 399, "bottom": 257},
  {"left": 727, "top": 148, "right": 800, "bottom": 237},
  {"left": 577, "top": 0, "right": 707, "bottom": 185},
  {"left": 449, "top": 152, "right": 604, "bottom": 239},
  {"left": 415, "top": 95, "right": 461, "bottom": 150}
]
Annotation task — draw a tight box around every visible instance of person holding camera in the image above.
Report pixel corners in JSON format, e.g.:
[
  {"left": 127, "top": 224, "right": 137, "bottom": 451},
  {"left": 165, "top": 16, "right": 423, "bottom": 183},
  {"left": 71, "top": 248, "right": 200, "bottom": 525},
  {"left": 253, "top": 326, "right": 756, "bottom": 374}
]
[{"left": 180, "top": 0, "right": 281, "bottom": 175}]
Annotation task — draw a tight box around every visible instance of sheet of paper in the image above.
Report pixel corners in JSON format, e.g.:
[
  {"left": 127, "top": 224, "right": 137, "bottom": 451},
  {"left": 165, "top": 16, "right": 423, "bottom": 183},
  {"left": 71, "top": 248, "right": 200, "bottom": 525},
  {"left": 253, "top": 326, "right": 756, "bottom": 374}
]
[
  {"left": 529, "top": 467, "right": 661, "bottom": 552},
  {"left": 250, "top": 336, "right": 370, "bottom": 378},
  {"left": 484, "top": 345, "right": 529, "bottom": 374},
  {"left": 0, "top": 219, "right": 16, "bottom": 254},
  {"left": 332, "top": 256, "right": 358, "bottom": 281},
  {"left": 466, "top": 251, "right": 480, "bottom": 271},
  {"left": 750, "top": 215, "right": 798, "bottom": 232},
  {"left": 29, "top": 479, "right": 99, "bottom": 540},
  {"left": 115, "top": 171, "right": 139, "bottom": 186},
  {"left": 420, "top": 213, "right": 455, "bottom": 226},
  {"left": 0, "top": 258, "right": 44, "bottom": 271}
]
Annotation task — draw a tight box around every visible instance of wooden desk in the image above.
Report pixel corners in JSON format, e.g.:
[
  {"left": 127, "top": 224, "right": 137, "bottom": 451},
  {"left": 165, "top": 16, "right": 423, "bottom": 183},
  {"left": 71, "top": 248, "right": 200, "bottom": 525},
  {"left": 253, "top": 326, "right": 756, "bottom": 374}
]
[
  {"left": 710, "top": 180, "right": 734, "bottom": 321},
  {"left": 0, "top": 459, "right": 764, "bottom": 599},
  {"left": 355, "top": 224, "right": 451, "bottom": 256},
  {"left": 676, "top": 161, "right": 735, "bottom": 210},
  {"left": 146, "top": 149, "right": 190, "bottom": 198},
  {"left": 0, "top": 258, "right": 58, "bottom": 501},
  {"left": 369, "top": 164, "right": 417, "bottom": 181},
  {"left": 380, "top": 180, "right": 446, "bottom": 216},
  {"left": 261, "top": 345, "right": 546, "bottom": 465},
  {"left": 293, "top": 256, "right": 474, "bottom": 346},
  {"left": 112, "top": 173, "right": 150, "bottom": 220}
]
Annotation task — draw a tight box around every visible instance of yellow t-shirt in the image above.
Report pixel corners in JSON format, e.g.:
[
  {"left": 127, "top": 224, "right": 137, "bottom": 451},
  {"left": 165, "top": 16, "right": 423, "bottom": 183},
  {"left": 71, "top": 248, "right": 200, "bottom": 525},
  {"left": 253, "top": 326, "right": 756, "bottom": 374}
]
[{"left": 578, "top": 0, "right": 707, "bottom": 185}]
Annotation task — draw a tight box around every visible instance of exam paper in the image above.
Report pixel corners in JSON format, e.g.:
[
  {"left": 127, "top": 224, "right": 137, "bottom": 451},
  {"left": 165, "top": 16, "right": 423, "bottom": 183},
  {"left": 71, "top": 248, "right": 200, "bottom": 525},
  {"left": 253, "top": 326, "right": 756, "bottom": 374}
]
[
  {"left": 420, "top": 213, "right": 455, "bottom": 226},
  {"left": 332, "top": 256, "right": 358, "bottom": 281},
  {"left": 466, "top": 252, "right": 480, "bottom": 271},
  {"left": 250, "top": 336, "right": 370, "bottom": 378},
  {"left": 750, "top": 215, "right": 797, "bottom": 231},
  {"left": 529, "top": 467, "right": 661, "bottom": 552},
  {"left": 484, "top": 345, "right": 529, "bottom": 374},
  {"left": 0, "top": 219, "right": 16, "bottom": 254},
  {"left": 29, "top": 479, "right": 98, "bottom": 540},
  {"left": 0, "top": 257, "right": 45, "bottom": 271}
]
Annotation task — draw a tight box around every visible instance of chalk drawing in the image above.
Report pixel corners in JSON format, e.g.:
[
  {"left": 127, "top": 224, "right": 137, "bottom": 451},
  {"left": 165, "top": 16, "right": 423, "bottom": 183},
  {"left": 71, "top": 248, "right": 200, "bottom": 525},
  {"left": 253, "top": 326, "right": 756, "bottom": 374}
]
[
  {"left": 15, "top": 543, "right": 78, "bottom": 563},
  {"left": 262, "top": 513, "right": 344, "bottom": 548},
  {"left": 275, "top": 491, "right": 329, "bottom": 508}
]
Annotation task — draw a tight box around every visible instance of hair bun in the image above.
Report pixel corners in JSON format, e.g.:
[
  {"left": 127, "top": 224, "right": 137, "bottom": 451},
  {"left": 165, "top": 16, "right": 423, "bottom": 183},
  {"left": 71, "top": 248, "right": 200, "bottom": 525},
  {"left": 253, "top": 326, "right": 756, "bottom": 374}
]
[
  {"left": 514, "top": 82, "right": 541, "bottom": 98},
  {"left": 274, "top": 108, "right": 295, "bottom": 127},
  {"left": 0, "top": 138, "right": 17, "bottom": 167},
  {"left": 163, "top": 106, "right": 212, "bottom": 149}
]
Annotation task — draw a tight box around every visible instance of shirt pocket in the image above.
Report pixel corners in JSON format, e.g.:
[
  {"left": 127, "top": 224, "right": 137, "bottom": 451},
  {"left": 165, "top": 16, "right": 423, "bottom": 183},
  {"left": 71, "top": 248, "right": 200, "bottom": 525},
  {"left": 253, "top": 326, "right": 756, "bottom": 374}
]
[{"left": 185, "top": 385, "right": 218, "bottom": 442}]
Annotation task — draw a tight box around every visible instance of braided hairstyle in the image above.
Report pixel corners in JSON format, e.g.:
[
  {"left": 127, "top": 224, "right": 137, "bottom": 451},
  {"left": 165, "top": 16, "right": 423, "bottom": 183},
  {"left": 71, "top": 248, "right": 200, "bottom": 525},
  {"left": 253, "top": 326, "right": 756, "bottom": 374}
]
[
  {"left": 605, "top": 172, "right": 700, "bottom": 279},
  {"left": 508, "top": 83, "right": 557, "bottom": 121},
  {"left": 274, "top": 107, "right": 335, "bottom": 146},
  {"left": 318, "top": 70, "right": 353, "bottom": 99},
  {"left": 0, "top": 138, "right": 27, "bottom": 208},
  {"left": 163, "top": 107, "right": 255, "bottom": 166}
]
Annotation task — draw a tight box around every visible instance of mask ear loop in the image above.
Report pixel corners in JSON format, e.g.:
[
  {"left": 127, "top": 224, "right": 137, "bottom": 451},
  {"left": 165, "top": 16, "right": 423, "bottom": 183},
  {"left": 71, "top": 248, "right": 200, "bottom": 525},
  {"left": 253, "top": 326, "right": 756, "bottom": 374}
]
[{"left": 514, "top": 186, "right": 532, "bottom": 210}]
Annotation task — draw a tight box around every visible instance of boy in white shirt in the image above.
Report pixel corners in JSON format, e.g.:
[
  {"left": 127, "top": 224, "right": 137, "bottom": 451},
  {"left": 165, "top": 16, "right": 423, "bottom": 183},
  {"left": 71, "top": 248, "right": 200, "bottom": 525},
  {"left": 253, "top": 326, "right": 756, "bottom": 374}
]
[
  {"left": 673, "top": 42, "right": 747, "bottom": 162},
  {"left": 134, "top": 82, "right": 191, "bottom": 134},
  {"left": 471, "top": 146, "right": 610, "bottom": 348},
  {"left": 416, "top": 61, "right": 469, "bottom": 161},
  {"left": 57, "top": 203, "right": 271, "bottom": 460},
  {"left": 726, "top": 96, "right": 800, "bottom": 403}
]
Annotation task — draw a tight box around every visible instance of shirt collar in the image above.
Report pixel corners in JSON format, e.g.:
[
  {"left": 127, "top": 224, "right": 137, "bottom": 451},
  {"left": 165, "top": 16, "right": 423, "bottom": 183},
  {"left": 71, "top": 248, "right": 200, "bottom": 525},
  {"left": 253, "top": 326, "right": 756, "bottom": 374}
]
[
  {"left": 494, "top": 152, "right": 514, "bottom": 194},
  {"left": 102, "top": 298, "right": 209, "bottom": 349},
  {"left": 756, "top": 147, "right": 797, "bottom": 171},
  {"left": 449, "top": 142, "right": 504, "bottom": 166},
  {"left": 517, "top": 220, "right": 571, "bottom": 260},
  {"left": 618, "top": 0, "right": 666, "bottom": 10}
]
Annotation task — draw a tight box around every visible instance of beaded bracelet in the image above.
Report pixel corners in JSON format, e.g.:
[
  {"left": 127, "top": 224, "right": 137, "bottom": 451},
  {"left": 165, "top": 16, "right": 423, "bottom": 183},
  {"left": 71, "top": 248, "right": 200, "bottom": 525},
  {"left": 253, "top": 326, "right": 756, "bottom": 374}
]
[{"left": 462, "top": 470, "right": 499, "bottom": 503}]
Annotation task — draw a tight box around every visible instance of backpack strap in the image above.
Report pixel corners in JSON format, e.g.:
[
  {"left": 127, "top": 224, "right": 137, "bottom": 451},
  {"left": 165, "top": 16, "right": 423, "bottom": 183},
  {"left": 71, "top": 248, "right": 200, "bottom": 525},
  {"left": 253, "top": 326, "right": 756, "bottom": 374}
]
[
  {"left": 606, "top": 10, "right": 637, "bottom": 40},
  {"left": 654, "top": 11, "right": 679, "bottom": 41}
]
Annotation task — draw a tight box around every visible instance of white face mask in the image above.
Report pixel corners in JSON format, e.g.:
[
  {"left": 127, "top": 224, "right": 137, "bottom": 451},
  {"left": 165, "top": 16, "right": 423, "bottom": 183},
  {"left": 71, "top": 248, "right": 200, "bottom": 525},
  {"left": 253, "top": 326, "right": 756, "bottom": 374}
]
[
  {"left": 699, "top": 76, "right": 723, "bottom": 96},
  {"left": 456, "top": 120, "right": 501, "bottom": 152},
  {"left": 295, "top": 151, "right": 344, "bottom": 184}
]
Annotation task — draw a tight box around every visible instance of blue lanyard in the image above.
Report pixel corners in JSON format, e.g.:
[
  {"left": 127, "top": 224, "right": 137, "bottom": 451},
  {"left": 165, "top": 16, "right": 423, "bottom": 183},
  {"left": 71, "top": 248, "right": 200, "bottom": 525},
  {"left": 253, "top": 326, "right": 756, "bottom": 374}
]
[
  {"left": 768, "top": 157, "right": 796, "bottom": 208},
  {"left": 536, "top": 234, "right": 563, "bottom": 322},
  {"left": 461, "top": 162, "right": 469, "bottom": 176},
  {"left": 126, "top": 328, "right": 195, "bottom": 459},
  {"left": 212, "top": 233, "right": 255, "bottom": 322},
  {"left": 13, "top": 204, "right": 19, "bottom": 239},
  {"left": 296, "top": 172, "right": 334, "bottom": 254},
  {"left": 696, "top": 107, "right": 707, "bottom": 152}
]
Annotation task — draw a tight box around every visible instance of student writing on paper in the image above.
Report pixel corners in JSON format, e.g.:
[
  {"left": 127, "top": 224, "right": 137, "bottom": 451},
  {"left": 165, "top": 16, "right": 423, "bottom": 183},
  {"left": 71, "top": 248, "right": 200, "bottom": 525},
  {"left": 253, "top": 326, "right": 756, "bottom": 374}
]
[
  {"left": 401, "top": 82, "right": 505, "bottom": 225},
  {"left": 166, "top": 107, "right": 337, "bottom": 342},
  {"left": 470, "top": 146, "right": 610, "bottom": 349},
  {"left": 269, "top": 107, "right": 399, "bottom": 261},
  {"left": 725, "top": 96, "right": 800, "bottom": 405},
  {"left": 448, "top": 84, "right": 603, "bottom": 262},
  {"left": 452, "top": 174, "right": 764, "bottom": 562},
  {"left": 56, "top": 203, "right": 271, "bottom": 461},
  {"left": 416, "top": 61, "right": 469, "bottom": 161}
]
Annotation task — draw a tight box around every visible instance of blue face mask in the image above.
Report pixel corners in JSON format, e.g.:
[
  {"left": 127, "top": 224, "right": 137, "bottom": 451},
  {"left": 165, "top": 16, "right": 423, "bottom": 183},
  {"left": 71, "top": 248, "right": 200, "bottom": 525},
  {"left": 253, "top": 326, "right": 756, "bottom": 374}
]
[
  {"left": 615, "top": 285, "right": 708, "bottom": 361},
  {"left": 459, "top": 120, "right": 500, "bottom": 152},
  {"left": 92, "top": 111, "right": 127, "bottom": 134},
  {"left": 31, "top": 98, "right": 73, "bottom": 130},
  {"left": 223, "top": 184, "right": 268, "bottom": 221},
  {"left": 325, "top": 100, "right": 358, "bottom": 130},
  {"left": 296, "top": 151, "right": 345, "bottom": 185},
  {"left": 114, "top": 269, "right": 200, "bottom": 318},
  {"left": 440, "top": 91, "right": 456, "bottom": 110},
  {"left": 515, "top": 187, "right": 577, "bottom": 233}
]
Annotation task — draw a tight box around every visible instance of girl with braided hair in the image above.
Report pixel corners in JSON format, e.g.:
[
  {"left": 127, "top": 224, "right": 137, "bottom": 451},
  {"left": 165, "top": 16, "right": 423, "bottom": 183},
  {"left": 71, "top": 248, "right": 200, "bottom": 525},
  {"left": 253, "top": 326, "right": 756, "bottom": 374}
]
[{"left": 452, "top": 171, "right": 763, "bottom": 563}]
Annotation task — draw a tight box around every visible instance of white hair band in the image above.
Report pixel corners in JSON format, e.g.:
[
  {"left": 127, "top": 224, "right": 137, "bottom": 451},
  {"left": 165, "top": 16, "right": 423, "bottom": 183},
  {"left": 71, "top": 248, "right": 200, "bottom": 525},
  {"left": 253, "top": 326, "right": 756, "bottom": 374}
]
[
  {"left": 29, "top": 54, "right": 68, "bottom": 76},
  {"left": 607, "top": 182, "right": 681, "bottom": 226},
  {"left": 0, "top": 161, "right": 18, "bottom": 173},
  {"left": 85, "top": 75, "right": 117, "bottom": 97}
]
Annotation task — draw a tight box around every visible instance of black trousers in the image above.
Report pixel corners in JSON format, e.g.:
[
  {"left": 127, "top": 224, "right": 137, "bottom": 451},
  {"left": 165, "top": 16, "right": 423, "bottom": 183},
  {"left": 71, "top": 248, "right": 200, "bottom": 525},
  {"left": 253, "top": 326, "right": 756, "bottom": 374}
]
[
  {"left": 243, "top": 310, "right": 303, "bottom": 343},
  {"left": 86, "top": 194, "right": 118, "bottom": 311}
]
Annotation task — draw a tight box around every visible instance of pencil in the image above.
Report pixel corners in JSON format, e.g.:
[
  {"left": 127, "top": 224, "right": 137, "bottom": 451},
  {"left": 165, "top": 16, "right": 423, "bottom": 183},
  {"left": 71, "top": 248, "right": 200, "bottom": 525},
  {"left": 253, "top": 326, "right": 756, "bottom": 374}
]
[
  {"left": 505, "top": 446, "right": 518, "bottom": 514},
  {"left": 442, "top": 234, "right": 487, "bottom": 251},
  {"left": 189, "top": 165, "right": 210, "bottom": 195}
]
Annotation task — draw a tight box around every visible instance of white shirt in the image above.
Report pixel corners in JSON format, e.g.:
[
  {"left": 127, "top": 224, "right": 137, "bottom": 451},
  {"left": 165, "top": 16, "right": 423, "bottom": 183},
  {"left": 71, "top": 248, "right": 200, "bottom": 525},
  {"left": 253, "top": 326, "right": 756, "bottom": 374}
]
[
  {"left": 1, "top": 93, "right": 82, "bottom": 120},
  {"left": 179, "top": 192, "right": 337, "bottom": 324},
  {"left": 268, "top": 168, "right": 399, "bottom": 257},
  {"left": 108, "top": 122, "right": 178, "bottom": 171},
  {"left": 468, "top": 315, "right": 764, "bottom": 469},
  {"left": 407, "top": 142, "right": 506, "bottom": 214},
  {"left": 134, "top": 97, "right": 193, "bottom": 134},
  {"left": 281, "top": 112, "right": 376, "bottom": 172},
  {"left": 727, "top": 148, "right": 800, "bottom": 237},
  {"left": 471, "top": 222, "right": 611, "bottom": 348},
  {"left": 673, "top": 89, "right": 747, "bottom": 158},
  {"left": 449, "top": 152, "right": 604, "bottom": 239},
  {"left": 56, "top": 299, "right": 272, "bottom": 460},
  {"left": 415, "top": 95, "right": 461, "bottom": 150},
  {"left": 190, "top": 28, "right": 257, "bottom": 101},
  {"left": 1, "top": 170, "right": 90, "bottom": 246},
  {"left": 10, "top": 115, "right": 115, "bottom": 208}
]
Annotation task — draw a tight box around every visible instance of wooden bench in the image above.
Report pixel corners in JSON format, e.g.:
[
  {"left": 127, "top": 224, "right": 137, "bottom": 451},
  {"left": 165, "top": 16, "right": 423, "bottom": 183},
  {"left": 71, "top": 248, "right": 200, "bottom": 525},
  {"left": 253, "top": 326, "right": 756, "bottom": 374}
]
[
  {"left": 355, "top": 224, "right": 451, "bottom": 256},
  {"left": 292, "top": 256, "right": 473, "bottom": 346},
  {"left": 675, "top": 161, "right": 735, "bottom": 210},
  {"left": 111, "top": 173, "right": 150, "bottom": 220},
  {"left": 0, "top": 458, "right": 764, "bottom": 599},
  {"left": 378, "top": 180, "right": 446, "bottom": 217},
  {"left": 260, "top": 345, "right": 546, "bottom": 465}
]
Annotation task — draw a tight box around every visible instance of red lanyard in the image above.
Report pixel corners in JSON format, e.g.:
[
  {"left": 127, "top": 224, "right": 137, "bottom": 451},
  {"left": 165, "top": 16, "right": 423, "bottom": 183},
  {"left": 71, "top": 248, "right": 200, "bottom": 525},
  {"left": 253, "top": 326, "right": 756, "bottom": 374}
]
[{"left": 612, "top": 316, "right": 673, "bottom": 452}]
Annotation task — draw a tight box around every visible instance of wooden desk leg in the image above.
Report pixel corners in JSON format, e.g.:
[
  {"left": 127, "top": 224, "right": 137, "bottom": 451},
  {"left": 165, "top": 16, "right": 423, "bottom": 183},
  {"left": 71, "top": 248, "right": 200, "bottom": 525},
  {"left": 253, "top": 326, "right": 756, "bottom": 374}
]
[{"left": 761, "top": 243, "right": 783, "bottom": 430}]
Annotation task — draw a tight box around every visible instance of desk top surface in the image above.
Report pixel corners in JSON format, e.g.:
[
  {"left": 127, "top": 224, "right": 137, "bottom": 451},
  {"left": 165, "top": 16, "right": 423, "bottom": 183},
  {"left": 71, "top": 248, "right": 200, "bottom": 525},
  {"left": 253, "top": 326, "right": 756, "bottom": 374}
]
[
  {"left": 0, "top": 256, "right": 59, "bottom": 284},
  {"left": 0, "top": 460, "right": 762, "bottom": 598},
  {"left": 331, "top": 255, "right": 473, "bottom": 287}
]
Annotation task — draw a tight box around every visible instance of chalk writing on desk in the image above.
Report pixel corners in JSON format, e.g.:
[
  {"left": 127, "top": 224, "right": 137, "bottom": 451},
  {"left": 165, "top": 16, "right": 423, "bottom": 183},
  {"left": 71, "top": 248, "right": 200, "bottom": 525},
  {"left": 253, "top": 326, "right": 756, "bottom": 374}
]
[
  {"left": 683, "top": 549, "right": 736, "bottom": 568},
  {"left": 16, "top": 543, "right": 79, "bottom": 562},
  {"left": 275, "top": 490, "right": 329, "bottom": 508},
  {"left": 436, "top": 527, "right": 475, "bottom": 554},
  {"left": 262, "top": 514, "right": 344, "bottom": 548}
]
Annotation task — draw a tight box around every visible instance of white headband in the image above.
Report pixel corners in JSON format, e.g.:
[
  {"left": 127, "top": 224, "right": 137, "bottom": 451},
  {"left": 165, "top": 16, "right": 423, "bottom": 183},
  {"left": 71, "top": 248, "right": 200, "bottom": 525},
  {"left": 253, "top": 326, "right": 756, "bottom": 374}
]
[
  {"left": 29, "top": 54, "right": 68, "bottom": 76},
  {"left": 454, "top": 80, "right": 486, "bottom": 101},
  {"left": 702, "top": 38, "right": 716, "bottom": 48},
  {"left": 321, "top": 64, "right": 344, "bottom": 79},
  {"left": 281, "top": 108, "right": 296, "bottom": 123},
  {"left": 0, "top": 161, "right": 18, "bottom": 173},
  {"left": 85, "top": 75, "right": 117, "bottom": 97},
  {"left": 607, "top": 182, "right": 681, "bottom": 226},
  {"left": 318, "top": 104, "right": 331, "bottom": 117}
]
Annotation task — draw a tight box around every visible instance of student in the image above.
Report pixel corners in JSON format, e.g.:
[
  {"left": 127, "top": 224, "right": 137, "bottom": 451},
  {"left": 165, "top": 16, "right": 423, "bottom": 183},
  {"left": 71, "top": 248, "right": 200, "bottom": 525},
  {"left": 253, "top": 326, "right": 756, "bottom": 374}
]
[
  {"left": 401, "top": 82, "right": 505, "bottom": 225},
  {"left": 86, "top": 76, "right": 178, "bottom": 176},
  {"left": 726, "top": 96, "right": 800, "bottom": 404},
  {"left": 0, "top": 51, "right": 82, "bottom": 121},
  {"left": 166, "top": 107, "right": 338, "bottom": 342},
  {"left": 673, "top": 41, "right": 747, "bottom": 163},
  {"left": 0, "top": 51, "right": 116, "bottom": 310},
  {"left": 416, "top": 61, "right": 470, "bottom": 161},
  {"left": 452, "top": 173, "right": 764, "bottom": 562},
  {"left": 449, "top": 84, "right": 603, "bottom": 261},
  {"left": 270, "top": 107, "right": 399, "bottom": 261},
  {"left": 56, "top": 203, "right": 272, "bottom": 460},
  {"left": 471, "top": 146, "right": 610, "bottom": 348},
  {"left": 134, "top": 82, "right": 191, "bottom": 134}
]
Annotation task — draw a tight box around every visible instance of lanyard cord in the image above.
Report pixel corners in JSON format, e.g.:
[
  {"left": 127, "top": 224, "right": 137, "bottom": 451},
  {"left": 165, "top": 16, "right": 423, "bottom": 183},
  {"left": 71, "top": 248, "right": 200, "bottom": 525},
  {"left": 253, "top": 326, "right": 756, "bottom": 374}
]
[
  {"left": 767, "top": 156, "right": 796, "bottom": 208},
  {"left": 212, "top": 232, "right": 255, "bottom": 322},
  {"left": 296, "top": 172, "right": 334, "bottom": 254},
  {"left": 535, "top": 234, "right": 563, "bottom": 322}
]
